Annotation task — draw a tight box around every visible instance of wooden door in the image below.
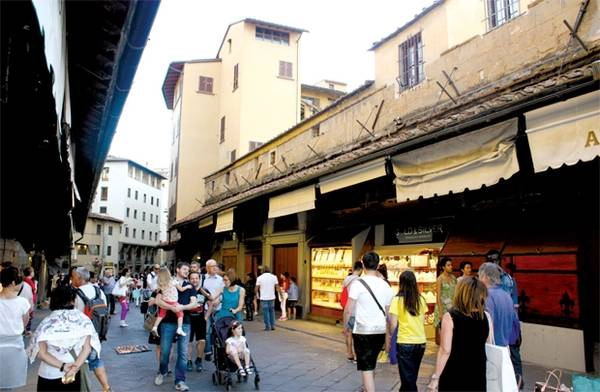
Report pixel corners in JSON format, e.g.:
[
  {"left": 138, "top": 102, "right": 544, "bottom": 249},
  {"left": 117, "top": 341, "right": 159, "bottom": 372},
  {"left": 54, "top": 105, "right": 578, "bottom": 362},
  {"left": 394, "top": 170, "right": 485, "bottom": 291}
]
[
  {"left": 273, "top": 245, "right": 298, "bottom": 279},
  {"left": 245, "top": 254, "right": 262, "bottom": 277}
]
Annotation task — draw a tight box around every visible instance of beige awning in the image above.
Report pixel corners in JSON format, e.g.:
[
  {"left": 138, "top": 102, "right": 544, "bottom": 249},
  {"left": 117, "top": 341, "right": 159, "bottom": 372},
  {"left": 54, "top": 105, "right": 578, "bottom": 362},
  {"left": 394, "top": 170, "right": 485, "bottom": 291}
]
[
  {"left": 215, "top": 208, "right": 234, "bottom": 233},
  {"left": 198, "top": 216, "right": 213, "bottom": 229},
  {"left": 392, "top": 118, "right": 519, "bottom": 202},
  {"left": 319, "top": 157, "right": 387, "bottom": 194},
  {"left": 526, "top": 90, "right": 600, "bottom": 173},
  {"left": 268, "top": 185, "right": 315, "bottom": 218}
]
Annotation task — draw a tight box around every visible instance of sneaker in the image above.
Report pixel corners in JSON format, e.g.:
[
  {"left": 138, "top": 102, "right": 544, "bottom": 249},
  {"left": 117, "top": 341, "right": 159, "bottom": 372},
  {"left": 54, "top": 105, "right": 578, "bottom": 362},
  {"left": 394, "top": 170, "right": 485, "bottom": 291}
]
[
  {"left": 186, "top": 360, "right": 193, "bottom": 371},
  {"left": 174, "top": 382, "right": 190, "bottom": 391},
  {"left": 245, "top": 366, "right": 253, "bottom": 375},
  {"left": 151, "top": 328, "right": 160, "bottom": 337},
  {"left": 270, "top": 326, "right": 275, "bottom": 330},
  {"left": 237, "top": 367, "right": 246, "bottom": 376},
  {"left": 176, "top": 328, "right": 187, "bottom": 337},
  {"left": 253, "top": 311, "right": 258, "bottom": 316},
  {"left": 154, "top": 373, "right": 164, "bottom": 386},
  {"left": 204, "top": 352, "right": 212, "bottom": 362},
  {"left": 120, "top": 321, "right": 128, "bottom": 328},
  {"left": 194, "top": 358, "right": 203, "bottom": 372},
  {"left": 279, "top": 316, "right": 288, "bottom": 321}
]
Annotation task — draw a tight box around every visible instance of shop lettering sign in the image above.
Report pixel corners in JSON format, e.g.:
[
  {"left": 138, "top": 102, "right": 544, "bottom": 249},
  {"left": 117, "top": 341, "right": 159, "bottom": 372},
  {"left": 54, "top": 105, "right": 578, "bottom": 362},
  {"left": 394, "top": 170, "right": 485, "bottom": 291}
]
[
  {"left": 385, "top": 223, "right": 446, "bottom": 244},
  {"left": 585, "top": 130, "right": 599, "bottom": 147}
]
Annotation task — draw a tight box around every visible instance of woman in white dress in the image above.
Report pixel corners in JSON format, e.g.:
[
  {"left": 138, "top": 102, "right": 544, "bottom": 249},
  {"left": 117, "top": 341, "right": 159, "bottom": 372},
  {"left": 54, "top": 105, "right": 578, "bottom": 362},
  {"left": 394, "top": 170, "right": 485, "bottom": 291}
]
[{"left": 0, "top": 265, "right": 31, "bottom": 389}]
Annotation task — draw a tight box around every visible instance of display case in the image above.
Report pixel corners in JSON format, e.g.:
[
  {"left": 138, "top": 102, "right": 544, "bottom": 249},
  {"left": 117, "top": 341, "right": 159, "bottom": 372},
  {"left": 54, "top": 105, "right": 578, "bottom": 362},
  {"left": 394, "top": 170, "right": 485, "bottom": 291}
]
[
  {"left": 375, "top": 244, "right": 443, "bottom": 336},
  {"left": 311, "top": 247, "right": 353, "bottom": 310}
]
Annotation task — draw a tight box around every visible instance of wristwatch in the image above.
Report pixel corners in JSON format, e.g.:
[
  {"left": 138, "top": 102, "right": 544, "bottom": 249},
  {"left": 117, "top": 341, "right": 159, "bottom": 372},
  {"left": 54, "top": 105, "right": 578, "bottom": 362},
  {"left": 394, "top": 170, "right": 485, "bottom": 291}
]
[{"left": 60, "top": 363, "right": 66, "bottom": 372}]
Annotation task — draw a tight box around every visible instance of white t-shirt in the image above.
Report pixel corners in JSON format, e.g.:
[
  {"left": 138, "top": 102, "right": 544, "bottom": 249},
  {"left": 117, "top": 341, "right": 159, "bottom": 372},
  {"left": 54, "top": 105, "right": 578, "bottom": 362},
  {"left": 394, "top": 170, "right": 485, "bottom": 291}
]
[
  {"left": 256, "top": 273, "right": 278, "bottom": 301},
  {"left": 0, "top": 296, "right": 30, "bottom": 336},
  {"left": 348, "top": 275, "right": 394, "bottom": 334},
  {"left": 146, "top": 272, "right": 158, "bottom": 291},
  {"left": 18, "top": 282, "right": 34, "bottom": 309},
  {"left": 74, "top": 283, "right": 107, "bottom": 313}
]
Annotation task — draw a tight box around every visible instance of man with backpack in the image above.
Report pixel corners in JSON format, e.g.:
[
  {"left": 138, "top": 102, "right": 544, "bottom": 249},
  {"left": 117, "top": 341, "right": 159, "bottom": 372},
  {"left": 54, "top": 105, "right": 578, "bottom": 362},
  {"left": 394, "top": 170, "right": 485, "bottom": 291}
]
[{"left": 72, "top": 267, "right": 112, "bottom": 392}]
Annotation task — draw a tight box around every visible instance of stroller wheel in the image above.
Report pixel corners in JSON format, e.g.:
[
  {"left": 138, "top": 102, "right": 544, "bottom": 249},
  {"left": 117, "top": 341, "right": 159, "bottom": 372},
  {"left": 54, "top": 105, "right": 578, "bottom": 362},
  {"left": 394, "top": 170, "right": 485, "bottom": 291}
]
[
  {"left": 254, "top": 374, "right": 260, "bottom": 389},
  {"left": 211, "top": 373, "right": 217, "bottom": 386}
]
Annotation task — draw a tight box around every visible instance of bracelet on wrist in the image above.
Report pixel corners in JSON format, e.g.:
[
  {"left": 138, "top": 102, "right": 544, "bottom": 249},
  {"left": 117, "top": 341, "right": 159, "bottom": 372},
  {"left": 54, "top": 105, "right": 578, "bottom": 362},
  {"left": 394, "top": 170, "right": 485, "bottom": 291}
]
[{"left": 60, "top": 363, "right": 66, "bottom": 372}]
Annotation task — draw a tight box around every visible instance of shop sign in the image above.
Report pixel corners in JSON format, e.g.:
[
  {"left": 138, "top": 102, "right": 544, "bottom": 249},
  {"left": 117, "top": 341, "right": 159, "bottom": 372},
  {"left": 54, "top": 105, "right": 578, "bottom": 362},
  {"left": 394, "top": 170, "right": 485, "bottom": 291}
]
[{"left": 385, "top": 223, "right": 446, "bottom": 245}]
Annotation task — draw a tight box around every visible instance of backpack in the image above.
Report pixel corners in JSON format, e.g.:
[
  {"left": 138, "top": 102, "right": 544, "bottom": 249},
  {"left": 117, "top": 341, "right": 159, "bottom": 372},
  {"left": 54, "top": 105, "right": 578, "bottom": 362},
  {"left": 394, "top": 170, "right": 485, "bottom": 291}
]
[
  {"left": 340, "top": 285, "right": 349, "bottom": 309},
  {"left": 77, "top": 286, "right": 109, "bottom": 342}
]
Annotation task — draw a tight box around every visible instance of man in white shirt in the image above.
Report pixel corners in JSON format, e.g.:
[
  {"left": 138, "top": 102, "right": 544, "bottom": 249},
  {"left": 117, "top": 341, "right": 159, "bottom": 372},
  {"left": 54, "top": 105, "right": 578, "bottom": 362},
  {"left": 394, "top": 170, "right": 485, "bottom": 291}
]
[
  {"left": 343, "top": 252, "right": 394, "bottom": 392},
  {"left": 255, "top": 266, "right": 279, "bottom": 331},
  {"left": 146, "top": 263, "right": 160, "bottom": 291},
  {"left": 71, "top": 267, "right": 111, "bottom": 392},
  {"left": 202, "top": 259, "right": 224, "bottom": 361}
]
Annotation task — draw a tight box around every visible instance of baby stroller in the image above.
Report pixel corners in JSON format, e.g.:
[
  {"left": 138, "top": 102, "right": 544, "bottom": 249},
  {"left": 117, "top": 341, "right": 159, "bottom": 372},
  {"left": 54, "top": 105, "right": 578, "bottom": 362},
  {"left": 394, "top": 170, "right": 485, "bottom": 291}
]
[{"left": 211, "top": 315, "right": 260, "bottom": 390}]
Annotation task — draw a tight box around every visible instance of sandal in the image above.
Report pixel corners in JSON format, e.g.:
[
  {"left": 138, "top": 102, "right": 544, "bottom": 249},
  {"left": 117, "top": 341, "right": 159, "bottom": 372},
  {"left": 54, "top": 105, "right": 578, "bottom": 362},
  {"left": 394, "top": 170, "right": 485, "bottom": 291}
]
[{"left": 237, "top": 367, "right": 246, "bottom": 376}]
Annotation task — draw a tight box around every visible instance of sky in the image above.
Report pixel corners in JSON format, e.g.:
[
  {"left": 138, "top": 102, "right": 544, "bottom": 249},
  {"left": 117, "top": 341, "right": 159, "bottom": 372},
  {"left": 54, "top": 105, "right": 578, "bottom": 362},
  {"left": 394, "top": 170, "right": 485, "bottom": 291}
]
[{"left": 109, "top": 0, "right": 436, "bottom": 170}]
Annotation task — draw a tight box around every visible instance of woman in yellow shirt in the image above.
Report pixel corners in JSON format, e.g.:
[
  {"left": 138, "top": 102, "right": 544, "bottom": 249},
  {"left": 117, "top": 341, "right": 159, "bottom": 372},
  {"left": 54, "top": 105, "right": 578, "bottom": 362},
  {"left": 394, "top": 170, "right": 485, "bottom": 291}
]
[{"left": 387, "top": 271, "right": 427, "bottom": 391}]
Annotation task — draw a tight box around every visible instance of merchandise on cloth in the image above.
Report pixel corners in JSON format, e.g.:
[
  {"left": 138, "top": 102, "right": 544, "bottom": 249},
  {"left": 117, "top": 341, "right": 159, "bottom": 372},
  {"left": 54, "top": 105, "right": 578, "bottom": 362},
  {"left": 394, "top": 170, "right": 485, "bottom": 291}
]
[
  {"left": 114, "top": 344, "right": 151, "bottom": 355},
  {"left": 27, "top": 309, "right": 101, "bottom": 380}
]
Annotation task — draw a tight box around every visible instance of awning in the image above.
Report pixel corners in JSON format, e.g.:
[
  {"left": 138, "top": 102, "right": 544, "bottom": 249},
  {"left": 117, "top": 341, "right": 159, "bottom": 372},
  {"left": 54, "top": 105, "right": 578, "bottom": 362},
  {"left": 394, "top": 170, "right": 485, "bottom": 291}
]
[
  {"left": 215, "top": 208, "right": 234, "bottom": 233},
  {"left": 319, "top": 157, "right": 387, "bottom": 194},
  {"left": 268, "top": 185, "right": 315, "bottom": 219},
  {"left": 198, "top": 216, "right": 214, "bottom": 229},
  {"left": 526, "top": 90, "right": 600, "bottom": 173},
  {"left": 392, "top": 118, "right": 519, "bottom": 202}
]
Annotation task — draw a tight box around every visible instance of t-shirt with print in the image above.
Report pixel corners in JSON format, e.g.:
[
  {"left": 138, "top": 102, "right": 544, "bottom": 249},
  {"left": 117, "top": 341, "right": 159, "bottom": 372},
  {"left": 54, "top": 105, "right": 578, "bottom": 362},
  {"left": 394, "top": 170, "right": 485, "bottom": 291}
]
[
  {"left": 162, "top": 281, "right": 197, "bottom": 325},
  {"left": 0, "top": 296, "right": 30, "bottom": 335},
  {"left": 256, "top": 273, "right": 278, "bottom": 301},
  {"left": 389, "top": 295, "right": 427, "bottom": 344},
  {"left": 74, "top": 283, "right": 107, "bottom": 314},
  {"left": 348, "top": 275, "right": 394, "bottom": 335}
]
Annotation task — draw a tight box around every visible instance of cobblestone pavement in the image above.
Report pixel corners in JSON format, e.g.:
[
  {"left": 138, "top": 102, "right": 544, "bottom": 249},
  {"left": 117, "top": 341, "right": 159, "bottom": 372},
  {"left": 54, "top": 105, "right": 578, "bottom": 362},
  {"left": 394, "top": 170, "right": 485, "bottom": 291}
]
[{"left": 21, "top": 305, "right": 579, "bottom": 391}]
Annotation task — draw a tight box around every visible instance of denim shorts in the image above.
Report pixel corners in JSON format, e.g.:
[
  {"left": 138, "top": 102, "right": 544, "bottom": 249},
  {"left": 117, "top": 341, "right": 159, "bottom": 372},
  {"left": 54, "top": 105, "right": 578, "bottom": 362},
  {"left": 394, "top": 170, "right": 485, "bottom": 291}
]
[{"left": 87, "top": 348, "right": 103, "bottom": 370}]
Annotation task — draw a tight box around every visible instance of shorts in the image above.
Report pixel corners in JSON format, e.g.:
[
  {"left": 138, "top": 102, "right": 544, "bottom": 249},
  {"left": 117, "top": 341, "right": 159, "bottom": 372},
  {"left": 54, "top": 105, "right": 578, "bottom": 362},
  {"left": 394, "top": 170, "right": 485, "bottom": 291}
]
[
  {"left": 352, "top": 333, "right": 385, "bottom": 371},
  {"left": 287, "top": 300, "right": 297, "bottom": 308},
  {"left": 87, "top": 348, "right": 104, "bottom": 371},
  {"left": 189, "top": 314, "right": 206, "bottom": 342},
  {"left": 347, "top": 316, "right": 355, "bottom": 330}
]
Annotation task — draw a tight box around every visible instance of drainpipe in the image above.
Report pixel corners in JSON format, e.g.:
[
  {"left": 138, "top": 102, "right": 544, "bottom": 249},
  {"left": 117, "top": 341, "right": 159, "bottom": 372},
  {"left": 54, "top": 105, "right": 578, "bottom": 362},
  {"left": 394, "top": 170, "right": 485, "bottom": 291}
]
[{"left": 296, "top": 33, "right": 302, "bottom": 123}]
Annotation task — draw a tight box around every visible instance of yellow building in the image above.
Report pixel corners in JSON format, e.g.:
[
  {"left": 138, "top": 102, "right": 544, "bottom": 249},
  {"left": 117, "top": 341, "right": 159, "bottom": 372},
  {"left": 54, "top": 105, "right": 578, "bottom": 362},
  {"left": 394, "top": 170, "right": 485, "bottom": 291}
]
[
  {"left": 73, "top": 213, "right": 123, "bottom": 273},
  {"left": 162, "top": 19, "right": 306, "bottom": 226},
  {"left": 300, "top": 83, "right": 346, "bottom": 120}
]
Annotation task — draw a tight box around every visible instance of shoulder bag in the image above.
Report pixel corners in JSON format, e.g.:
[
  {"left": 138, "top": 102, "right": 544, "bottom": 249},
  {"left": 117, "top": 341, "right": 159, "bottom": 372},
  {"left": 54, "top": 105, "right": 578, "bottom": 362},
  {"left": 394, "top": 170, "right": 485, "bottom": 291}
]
[{"left": 357, "top": 278, "right": 386, "bottom": 317}]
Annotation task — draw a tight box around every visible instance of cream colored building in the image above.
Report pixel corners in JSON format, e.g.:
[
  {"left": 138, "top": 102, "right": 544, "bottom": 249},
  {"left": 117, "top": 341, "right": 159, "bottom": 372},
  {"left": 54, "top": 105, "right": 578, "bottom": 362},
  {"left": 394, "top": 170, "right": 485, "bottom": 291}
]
[
  {"left": 162, "top": 19, "right": 306, "bottom": 226},
  {"left": 73, "top": 213, "right": 123, "bottom": 272}
]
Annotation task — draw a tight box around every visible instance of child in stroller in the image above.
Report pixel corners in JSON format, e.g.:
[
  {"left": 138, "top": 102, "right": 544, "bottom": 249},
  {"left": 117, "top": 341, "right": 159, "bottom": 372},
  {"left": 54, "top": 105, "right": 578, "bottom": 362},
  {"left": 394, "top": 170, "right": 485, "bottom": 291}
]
[
  {"left": 211, "top": 315, "right": 260, "bottom": 390},
  {"left": 226, "top": 320, "right": 253, "bottom": 376}
]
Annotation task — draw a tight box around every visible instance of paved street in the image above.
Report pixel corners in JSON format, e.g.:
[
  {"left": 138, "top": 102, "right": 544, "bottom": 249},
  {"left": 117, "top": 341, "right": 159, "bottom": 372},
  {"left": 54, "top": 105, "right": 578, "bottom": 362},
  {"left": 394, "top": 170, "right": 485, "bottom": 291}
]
[{"left": 22, "top": 305, "right": 575, "bottom": 391}]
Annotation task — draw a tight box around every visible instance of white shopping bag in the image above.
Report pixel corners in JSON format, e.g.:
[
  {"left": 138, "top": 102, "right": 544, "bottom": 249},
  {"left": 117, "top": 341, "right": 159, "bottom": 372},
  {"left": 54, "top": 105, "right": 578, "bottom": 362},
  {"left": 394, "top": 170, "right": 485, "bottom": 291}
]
[{"left": 486, "top": 343, "right": 518, "bottom": 392}]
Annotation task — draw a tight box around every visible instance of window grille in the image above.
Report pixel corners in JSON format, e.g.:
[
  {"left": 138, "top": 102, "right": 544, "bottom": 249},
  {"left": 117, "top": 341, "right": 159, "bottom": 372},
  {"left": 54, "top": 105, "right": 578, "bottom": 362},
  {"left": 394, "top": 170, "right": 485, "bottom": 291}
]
[
  {"left": 398, "top": 33, "right": 424, "bottom": 90},
  {"left": 487, "top": 0, "right": 519, "bottom": 29}
]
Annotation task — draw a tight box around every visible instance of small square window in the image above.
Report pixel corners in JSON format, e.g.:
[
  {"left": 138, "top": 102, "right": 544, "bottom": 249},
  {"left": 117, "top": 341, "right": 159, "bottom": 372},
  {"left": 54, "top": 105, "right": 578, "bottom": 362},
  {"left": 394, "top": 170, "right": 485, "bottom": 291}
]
[
  {"left": 99, "top": 206, "right": 107, "bottom": 214},
  {"left": 279, "top": 61, "right": 293, "bottom": 78},
  {"left": 198, "top": 76, "right": 214, "bottom": 94}
]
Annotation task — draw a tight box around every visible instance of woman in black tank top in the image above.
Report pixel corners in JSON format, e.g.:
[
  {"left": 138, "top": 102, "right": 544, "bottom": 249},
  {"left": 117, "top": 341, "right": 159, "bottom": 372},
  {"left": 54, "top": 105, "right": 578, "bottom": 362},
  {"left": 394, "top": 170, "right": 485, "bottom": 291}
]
[{"left": 427, "top": 277, "right": 492, "bottom": 391}]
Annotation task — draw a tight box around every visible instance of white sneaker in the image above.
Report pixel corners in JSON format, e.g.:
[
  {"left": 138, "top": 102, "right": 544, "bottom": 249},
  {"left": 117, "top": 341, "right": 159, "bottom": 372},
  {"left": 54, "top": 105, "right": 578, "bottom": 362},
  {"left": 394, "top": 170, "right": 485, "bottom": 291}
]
[
  {"left": 175, "top": 382, "right": 189, "bottom": 391},
  {"left": 154, "top": 373, "right": 164, "bottom": 386},
  {"left": 120, "top": 321, "right": 128, "bottom": 328},
  {"left": 176, "top": 328, "right": 187, "bottom": 336}
]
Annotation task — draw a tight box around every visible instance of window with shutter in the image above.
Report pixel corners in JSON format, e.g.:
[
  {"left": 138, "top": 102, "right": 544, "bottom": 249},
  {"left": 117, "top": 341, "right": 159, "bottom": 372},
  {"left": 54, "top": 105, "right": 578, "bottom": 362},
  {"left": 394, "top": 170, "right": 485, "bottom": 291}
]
[
  {"left": 233, "top": 64, "right": 239, "bottom": 90},
  {"left": 398, "top": 33, "right": 424, "bottom": 90},
  {"left": 220, "top": 116, "right": 226, "bottom": 143},
  {"left": 198, "top": 76, "right": 213, "bottom": 93}
]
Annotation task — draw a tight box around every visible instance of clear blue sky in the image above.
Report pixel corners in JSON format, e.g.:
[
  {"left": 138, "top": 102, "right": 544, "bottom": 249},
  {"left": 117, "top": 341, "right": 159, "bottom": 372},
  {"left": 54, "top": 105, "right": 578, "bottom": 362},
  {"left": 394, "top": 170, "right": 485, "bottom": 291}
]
[{"left": 109, "top": 0, "right": 435, "bottom": 170}]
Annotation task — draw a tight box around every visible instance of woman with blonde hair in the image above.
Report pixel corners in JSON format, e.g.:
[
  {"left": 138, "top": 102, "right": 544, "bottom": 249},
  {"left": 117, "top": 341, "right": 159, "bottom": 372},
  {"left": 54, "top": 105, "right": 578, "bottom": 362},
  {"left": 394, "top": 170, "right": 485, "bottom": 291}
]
[{"left": 428, "top": 276, "right": 493, "bottom": 391}]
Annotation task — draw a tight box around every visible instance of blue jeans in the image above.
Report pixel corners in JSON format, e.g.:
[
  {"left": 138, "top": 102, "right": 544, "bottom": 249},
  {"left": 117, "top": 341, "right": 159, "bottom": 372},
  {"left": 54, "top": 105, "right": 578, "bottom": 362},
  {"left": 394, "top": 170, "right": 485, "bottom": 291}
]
[
  {"left": 261, "top": 300, "right": 275, "bottom": 329},
  {"left": 204, "top": 314, "right": 214, "bottom": 356},
  {"left": 396, "top": 343, "right": 425, "bottom": 391},
  {"left": 87, "top": 348, "right": 103, "bottom": 371},
  {"left": 159, "top": 322, "right": 190, "bottom": 385}
]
